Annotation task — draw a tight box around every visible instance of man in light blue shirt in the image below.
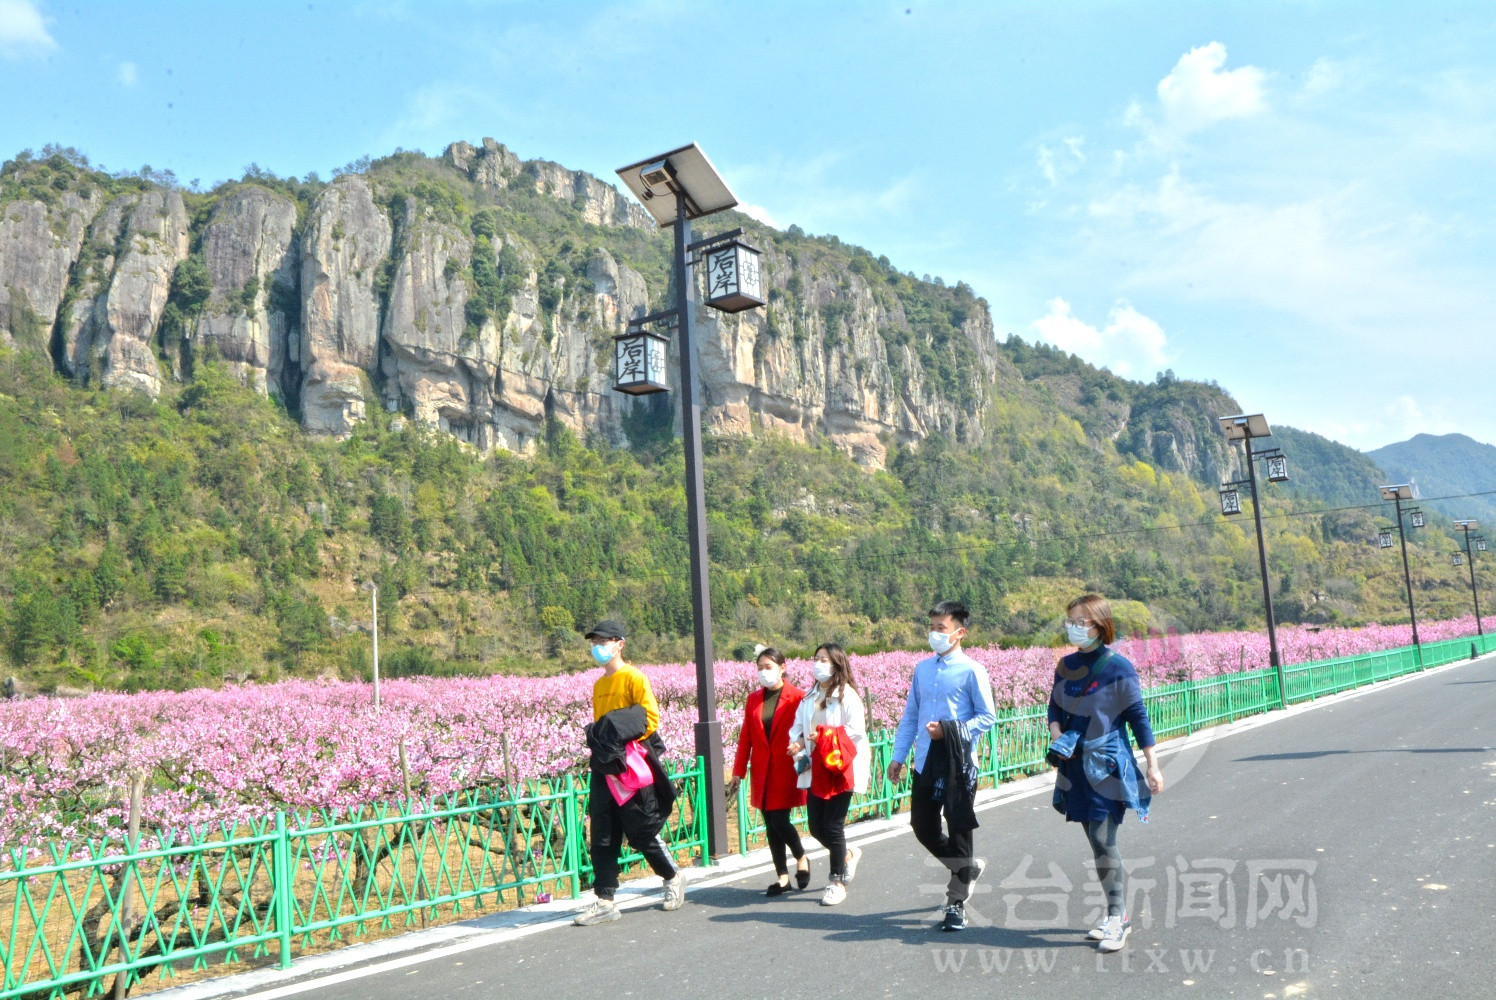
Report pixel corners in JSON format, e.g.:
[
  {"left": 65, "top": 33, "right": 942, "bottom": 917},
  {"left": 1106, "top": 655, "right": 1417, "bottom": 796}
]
[{"left": 887, "top": 600, "right": 997, "bottom": 931}]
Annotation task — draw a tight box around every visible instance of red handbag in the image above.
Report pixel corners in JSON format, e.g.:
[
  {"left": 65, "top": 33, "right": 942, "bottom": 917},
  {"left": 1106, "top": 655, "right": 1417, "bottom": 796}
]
[{"left": 810, "top": 725, "right": 856, "bottom": 798}]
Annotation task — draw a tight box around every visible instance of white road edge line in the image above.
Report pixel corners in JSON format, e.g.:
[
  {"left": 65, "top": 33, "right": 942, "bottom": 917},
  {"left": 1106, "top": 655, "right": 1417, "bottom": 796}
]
[{"left": 155, "top": 650, "right": 1492, "bottom": 1000}]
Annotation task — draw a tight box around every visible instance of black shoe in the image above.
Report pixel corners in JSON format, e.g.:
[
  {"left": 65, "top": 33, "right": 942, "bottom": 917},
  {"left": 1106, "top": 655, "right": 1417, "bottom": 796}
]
[
  {"left": 766, "top": 881, "right": 793, "bottom": 897},
  {"left": 940, "top": 902, "right": 967, "bottom": 932},
  {"left": 796, "top": 865, "right": 811, "bottom": 890}
]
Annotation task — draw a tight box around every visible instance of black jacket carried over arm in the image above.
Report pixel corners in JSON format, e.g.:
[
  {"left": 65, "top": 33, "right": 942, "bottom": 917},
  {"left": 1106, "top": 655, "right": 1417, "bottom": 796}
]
[
  {"left": 586, "top": 704, "right": 647, "bottom": 774},
  {"left": 584, "top": 705, "right": 679, "bottom": 847},
  {"left": 939, "top": 718, "right": 980, "bottom": 835}
]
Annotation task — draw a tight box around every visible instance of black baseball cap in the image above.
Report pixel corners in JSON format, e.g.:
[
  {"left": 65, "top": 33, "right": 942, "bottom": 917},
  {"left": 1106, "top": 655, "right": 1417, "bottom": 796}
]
[{"left": 584, "top": 619, "right": 626, "bottom": 641}]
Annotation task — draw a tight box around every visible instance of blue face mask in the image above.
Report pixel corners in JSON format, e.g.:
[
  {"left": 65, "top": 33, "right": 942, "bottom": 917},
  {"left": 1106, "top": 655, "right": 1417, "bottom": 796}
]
[
  {"left": 591, "top": 643, "right": 616, "bottom": 665},
  {"left": 1066, "top": 623, "right": 1098, "bottom": 649}
]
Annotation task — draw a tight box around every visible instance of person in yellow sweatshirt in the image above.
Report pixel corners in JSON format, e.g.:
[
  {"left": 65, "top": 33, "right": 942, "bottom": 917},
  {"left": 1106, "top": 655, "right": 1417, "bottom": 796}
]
[{"left": 573, "top": 619, "right": 686, "bottom": 926}]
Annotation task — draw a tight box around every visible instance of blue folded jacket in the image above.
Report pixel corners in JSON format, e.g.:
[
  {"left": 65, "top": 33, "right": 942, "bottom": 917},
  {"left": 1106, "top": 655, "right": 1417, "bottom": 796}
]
[
  {"left": 1045, "top": 730, "right": 1080, "bottom": 768},
  {"left": 1048, "top": 728, "right": 1150, "bottom": 822}
]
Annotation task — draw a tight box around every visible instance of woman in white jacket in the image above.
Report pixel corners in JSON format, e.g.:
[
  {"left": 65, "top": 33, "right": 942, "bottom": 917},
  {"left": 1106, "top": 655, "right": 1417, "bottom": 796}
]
[{"left": 788, "top": 643, "right": 870, "bottom": 906}]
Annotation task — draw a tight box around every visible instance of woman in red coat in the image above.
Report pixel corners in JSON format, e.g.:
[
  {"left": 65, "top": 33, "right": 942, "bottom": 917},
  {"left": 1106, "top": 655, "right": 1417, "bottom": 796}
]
[{"left": 729, "top": 647, "right": 810, "bottom": 895}]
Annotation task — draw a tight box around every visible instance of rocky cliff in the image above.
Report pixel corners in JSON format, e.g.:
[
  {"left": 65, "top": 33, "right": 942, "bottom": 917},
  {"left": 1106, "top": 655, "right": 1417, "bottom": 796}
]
[
  {"left": 1, "top": 143, "right": 1010, "bottom": 470},
  {"left": 299, "top": 174, "right": 391, "bottom": 435},
  {"left": 193, "top": 184, "right": 299, "bottom": 397}
]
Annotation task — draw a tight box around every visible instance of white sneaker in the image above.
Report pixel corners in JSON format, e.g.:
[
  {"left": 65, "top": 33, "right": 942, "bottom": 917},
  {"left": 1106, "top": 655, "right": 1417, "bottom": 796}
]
[
  {"left": 573, "top": 899, "right": 620, "bottom": 926},
  {"left": 844, "top": 845, "right": 863, "bottom": 882},
  {"left": 821, "top": 881, "right": 847, "bottom": 906},
  {"left": 1096, "top": 914, "right": 1131, "bottom": 952},
  {"left": 1086, "top": 916, "right": 1108, "bottom": 941},
  {"left": 662, "top": 872, "right": 687, "bottom": 911}
]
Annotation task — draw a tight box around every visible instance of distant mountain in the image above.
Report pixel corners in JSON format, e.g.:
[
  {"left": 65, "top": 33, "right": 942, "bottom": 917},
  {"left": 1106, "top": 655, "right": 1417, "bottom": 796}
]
[
  {"left": 0, "top": 142, "right": 1478, "bottom": 692},
  {"left": 1269, "top": 426, "right": 1389, "bottom": 510},
  {"left": 1367, "top": 433, "right": 1496, "bottom": 525}
]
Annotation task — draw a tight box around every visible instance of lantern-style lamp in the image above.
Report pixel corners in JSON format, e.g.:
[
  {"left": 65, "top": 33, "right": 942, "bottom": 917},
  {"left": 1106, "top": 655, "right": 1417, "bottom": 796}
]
[
  {"left": 1219, "top": 486, "right": 1242, "bottom": 516},
  {"left": 1453, "top": 552, "right": 1464, "bottom": 567},
  {"left": 612, "top": 322, "right": 670, "bottom": 395},
  {"left": 703, "top": 237, "right": 765, "bottom": 313},
  {"left": 1378, "top": 529, "right": 1395, "bottom": 549},
  {"left": 1410, "top": 510, "right": 1426, "bottom": 529},
  {"left": 1478, "top": 538, "right": 1488, "bottom": 552},
  {"left": 1266, "top": 454, "right": 1288, "bottom": 483}
]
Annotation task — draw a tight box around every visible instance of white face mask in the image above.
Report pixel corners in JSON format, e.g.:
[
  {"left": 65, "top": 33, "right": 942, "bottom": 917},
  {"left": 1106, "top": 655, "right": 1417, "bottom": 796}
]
[
  {"left": 811, "top": 660, "right": 833, "bottom": 683},
  {"left": 1065, "top": 622, "right": 1095, "bottom": 647},
  {"left": 757, "top": 667, "right": 782, "bottom": 688},
  {"left": 929, "top": 630, "right": 958, "bottom": 655}
]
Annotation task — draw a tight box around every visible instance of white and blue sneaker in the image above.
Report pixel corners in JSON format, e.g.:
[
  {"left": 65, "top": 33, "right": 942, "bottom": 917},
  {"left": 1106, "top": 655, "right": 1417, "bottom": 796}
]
[{"left": 1096, "top": 913, "right": 1131, "bottom": 952}]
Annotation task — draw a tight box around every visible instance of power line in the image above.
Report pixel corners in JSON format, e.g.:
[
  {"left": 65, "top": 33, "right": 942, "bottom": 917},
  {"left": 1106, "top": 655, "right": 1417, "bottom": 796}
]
[{"left": 49, "top": 488, "right": 1496, "bottom": 640}]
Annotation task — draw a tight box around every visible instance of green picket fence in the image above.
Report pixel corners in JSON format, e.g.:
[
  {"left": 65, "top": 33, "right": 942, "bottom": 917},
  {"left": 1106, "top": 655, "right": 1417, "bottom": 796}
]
[
  {"left": 6, "top": 632, "right": 1493, "bottom": 998},
  {"left": 1, "top": 759, "right": 707, "bottom": 999}
]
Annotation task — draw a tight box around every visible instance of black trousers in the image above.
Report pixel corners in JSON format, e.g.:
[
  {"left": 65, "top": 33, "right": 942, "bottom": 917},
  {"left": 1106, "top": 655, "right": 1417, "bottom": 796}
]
[
  {"left": 911, "top": 742, "right": 977, "bottom": 904},
  {"left": 590, "top": 787, "right": 676, "bottom": 900},
  {"left": 805, "top": 791, "right": 853, "bottom": 881},
  {"left": 762, "top": 807, "right": 805, "bottom": 876}
]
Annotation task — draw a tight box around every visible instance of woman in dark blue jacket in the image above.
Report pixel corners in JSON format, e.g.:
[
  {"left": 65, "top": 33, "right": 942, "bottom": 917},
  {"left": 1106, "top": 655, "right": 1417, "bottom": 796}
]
[{"left": 1047, "top": 593, "right": 1164, "bottom": 954}]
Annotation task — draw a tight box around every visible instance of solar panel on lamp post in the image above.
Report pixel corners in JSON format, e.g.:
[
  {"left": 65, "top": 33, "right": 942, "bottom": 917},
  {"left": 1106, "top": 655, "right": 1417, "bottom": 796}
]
[{"left": 616, "top": 144, "right": 765, "bottom": 859}]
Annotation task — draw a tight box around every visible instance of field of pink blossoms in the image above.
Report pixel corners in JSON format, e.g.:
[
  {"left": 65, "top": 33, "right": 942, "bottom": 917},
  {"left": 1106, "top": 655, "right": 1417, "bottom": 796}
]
[{"left": 0, "top": 616, "right": 1482, "bottom": 855}]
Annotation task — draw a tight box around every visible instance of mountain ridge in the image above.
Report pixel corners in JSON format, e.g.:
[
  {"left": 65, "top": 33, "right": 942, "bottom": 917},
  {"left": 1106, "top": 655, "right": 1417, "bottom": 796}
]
[
  {"left": 0, "top": 140, "right": 1483, "bottom": 692},
  {"left": 1367, "top": 433, "right": 1496, "bottom": 525}
]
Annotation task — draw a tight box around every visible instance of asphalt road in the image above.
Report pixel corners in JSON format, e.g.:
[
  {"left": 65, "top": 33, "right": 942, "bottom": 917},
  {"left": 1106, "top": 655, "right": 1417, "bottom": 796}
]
[{"left": 262, "top": 656, "right": 1496, "bottom": 1000}]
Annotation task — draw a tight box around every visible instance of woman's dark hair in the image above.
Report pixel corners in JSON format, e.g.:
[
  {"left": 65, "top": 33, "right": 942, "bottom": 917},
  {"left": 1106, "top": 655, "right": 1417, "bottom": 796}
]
[
  {"left": 755, "top": 646, "right": 786, "bottom": 667},
  {"left": 1066, "top": 593, "right": 1117, "bottom": 645},
  {"left": 928, "top": 599, "right": 970, "bottom": 628},
  {"left": 812, "top": 643, "right": 855, "bottom": 704}
]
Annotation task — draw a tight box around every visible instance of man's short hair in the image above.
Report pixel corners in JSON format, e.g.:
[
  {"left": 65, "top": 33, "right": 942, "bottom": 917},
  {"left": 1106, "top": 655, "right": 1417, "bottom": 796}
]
[{"left": 928, "top": 600, "right": 970, "bottom": 628}]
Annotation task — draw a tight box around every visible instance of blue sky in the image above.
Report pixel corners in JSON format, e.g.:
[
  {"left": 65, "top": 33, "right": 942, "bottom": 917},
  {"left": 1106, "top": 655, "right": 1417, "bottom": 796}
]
[{"left": 2, "top": 1, "right": 1493, "bottom": 451}]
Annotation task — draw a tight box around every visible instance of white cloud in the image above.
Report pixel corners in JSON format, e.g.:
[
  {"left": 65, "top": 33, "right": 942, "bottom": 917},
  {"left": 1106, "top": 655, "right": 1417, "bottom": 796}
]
[
  {"left": 1036, "top": 135, "right": 1085, "bottom": 186},
  {"left": 378, "top": 80, "right": 506, "bottom": 151},
  {"left": 0, "top": 0, "right": 55, "bottom": 57},
  {"left": 1029, "top": 297, "right": 1169, "bottom": 377},
  {"left": 726, "top": 152, "right": 922, "bottom": 231},
  {"left": 1156, "top": 42, "right": 1266, "bottom": 132},
  {"left": 738, "top": 203, "right": 780, "bottom": 229},
  {"left": 1300, "top": 57, "right": 1341, "bottom": 99},
  {"left": 1083, "top": 167, "right": 1496, "bottom": 338},
  {"left": 1387, "top": 395, "right": 1459, "bottom": 441},
  {"left": 117, "top": 61, "right": 137, "bottom": 86}
]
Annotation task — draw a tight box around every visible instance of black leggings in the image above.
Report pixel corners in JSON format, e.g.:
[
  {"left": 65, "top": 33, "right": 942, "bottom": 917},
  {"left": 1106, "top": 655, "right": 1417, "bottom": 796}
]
[
  {"left": 590, "top": 789, "right": 677, "bottom": 901},
  {"left": 762, "top": 808, "right": 805, "bottom": 877},
  {"left": 806, "top": 791, "right": 853, "bottom": 881},
  {"left": 1083, "top": 816, "right": 1125, "bottom": 917}
]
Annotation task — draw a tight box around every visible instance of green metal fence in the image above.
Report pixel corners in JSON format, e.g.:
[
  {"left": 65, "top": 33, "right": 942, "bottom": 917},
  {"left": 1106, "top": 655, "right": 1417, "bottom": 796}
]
[
  {"left": 2, "top": 759, "right": 707, "bottom": 999},
  {"left": 6, "top": 632, "right": 1493, "bottom": 998},
  {"left": 729, "top": 634, "right": 1492, "bottom": 853}
]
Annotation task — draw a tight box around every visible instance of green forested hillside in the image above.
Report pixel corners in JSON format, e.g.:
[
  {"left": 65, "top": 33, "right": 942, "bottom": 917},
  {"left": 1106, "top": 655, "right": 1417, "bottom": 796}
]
[
  {"left": 0, "top": 339, "right": 1480, "bottom": 693},
  {"left": 0, "top": 149, "right": 1485, "bottom": 692}
]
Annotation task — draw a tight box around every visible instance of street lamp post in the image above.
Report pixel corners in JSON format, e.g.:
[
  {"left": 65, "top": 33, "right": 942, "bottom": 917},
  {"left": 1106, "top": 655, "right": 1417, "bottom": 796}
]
[
  {"left": 616, "top": 145, "right": 763, "bottom": 859},
  {"left": 1453, "top": 519, "right": 1484, "bottom": 636},
  {"left": 1218, "top": 414, "right": 1287, "bottom": 706},
  {"left": 1378, "top": 485, "right": 1422, "bottom": 664}
]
